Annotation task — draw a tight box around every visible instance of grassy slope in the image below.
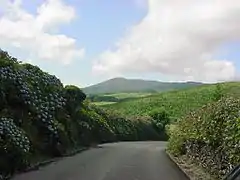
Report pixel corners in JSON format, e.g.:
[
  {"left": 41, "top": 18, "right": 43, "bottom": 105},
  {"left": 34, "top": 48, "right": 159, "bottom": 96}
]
[
  {"left": 90, "top": 92, "right": 154, "bottom": 106},
  {"left": 103, "top": 92, "right": 153, "bottom": 99},
  {"left": 104, "top": 82, "right": 240, "bottom": 119},
  {"left": 92, "top": 101, "right": 117, "bottom": 106}
]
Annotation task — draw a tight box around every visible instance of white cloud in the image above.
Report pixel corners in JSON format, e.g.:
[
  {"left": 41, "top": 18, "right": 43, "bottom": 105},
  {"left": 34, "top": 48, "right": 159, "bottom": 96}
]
[
  {"left": 36, "top": 0, "right": 75, "bottom": 31},
  {"left": 93, "top": 0, "right": 240, "bottom": 82},
  {"left": 0, "top": 0, "right": 85, "bottom": 65}
]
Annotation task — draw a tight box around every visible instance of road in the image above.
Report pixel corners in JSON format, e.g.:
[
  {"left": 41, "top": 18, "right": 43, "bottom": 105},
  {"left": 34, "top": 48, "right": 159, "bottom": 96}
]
[{"left": 12, "top": 141, "right": 189, "bottom": 180}]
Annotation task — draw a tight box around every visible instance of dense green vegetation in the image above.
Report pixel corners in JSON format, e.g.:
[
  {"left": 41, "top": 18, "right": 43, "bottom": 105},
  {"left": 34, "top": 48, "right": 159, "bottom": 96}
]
[
  {"left": 167, "top": 96, "right": 240, "bottom": 179},
  {"left": 88, "top": 94, "right": 119, "bottom": 102},
  {"left": 0, "top": 50, "right": 162, "bottom": 178},
  {"left": 83, "top": 77, "right": 203, "bottom": 95}
]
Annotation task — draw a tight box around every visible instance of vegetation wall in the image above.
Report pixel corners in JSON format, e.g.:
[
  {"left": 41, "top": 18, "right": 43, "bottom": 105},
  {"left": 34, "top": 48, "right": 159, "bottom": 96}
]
[
  {"left": 0, "top": 50, "right": 161, "bottom": 177},
  {"left": 167, "top": 96, "right": 240, "bottom": 178}
]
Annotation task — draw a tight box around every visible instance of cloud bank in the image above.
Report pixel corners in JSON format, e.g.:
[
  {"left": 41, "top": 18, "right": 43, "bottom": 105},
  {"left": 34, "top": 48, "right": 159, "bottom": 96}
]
[
  {"left": 0, "top": 0, "right": 85, "bottom": 65},
  {"left": 93, "top": 0, "right": 240, "bottom": 82}
]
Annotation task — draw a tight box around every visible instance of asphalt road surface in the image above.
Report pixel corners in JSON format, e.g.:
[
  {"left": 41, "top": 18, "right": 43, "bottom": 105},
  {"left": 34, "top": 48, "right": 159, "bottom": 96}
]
[{"left": 12, "top": 141, "right": 189, "bottom": 180}]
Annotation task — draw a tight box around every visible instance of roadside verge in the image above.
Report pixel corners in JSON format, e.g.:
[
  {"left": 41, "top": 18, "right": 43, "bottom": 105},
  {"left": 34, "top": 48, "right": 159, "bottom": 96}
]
[
  {"left": 165, "top": 150, "right": 216, "bottom": 180},
  {"left": 6, "top": 147, "right": 89, "bottom": 180}
]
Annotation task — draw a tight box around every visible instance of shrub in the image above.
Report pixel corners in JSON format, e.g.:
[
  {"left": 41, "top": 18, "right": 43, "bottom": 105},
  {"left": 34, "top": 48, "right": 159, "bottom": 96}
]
[
  {"left": 148, "top": 108, "right": 171, "bottom": 140},
  {"left": 167, "top": 97, "right": 240, "bottom": 178},
  {"left": 149, "top": 108, "right": 171, "bottom": 131},
  {"left": 0, "top": 117, "right": 31, "bottom": 174},
  {"left": 0, "top": 51, "right": 78, "bottom": 174}
]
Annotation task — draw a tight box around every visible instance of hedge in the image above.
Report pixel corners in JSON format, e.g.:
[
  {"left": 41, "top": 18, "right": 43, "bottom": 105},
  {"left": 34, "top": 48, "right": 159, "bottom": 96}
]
[{"left": 167, "top": 97, "right": 240, "bottom": 179}]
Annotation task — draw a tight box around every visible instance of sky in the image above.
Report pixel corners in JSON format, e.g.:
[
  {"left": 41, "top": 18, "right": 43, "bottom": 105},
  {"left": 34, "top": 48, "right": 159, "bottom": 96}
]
[{"left": 0, "top": 0, "right": 240, "bottom": 87}]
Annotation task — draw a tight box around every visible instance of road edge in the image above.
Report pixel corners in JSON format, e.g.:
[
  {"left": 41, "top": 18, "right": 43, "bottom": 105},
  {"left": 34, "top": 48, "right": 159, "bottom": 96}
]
[
  {"left": 165, "top": 150, "right": 192, "bottom": 180},
  {"left": 165, "top": 150, "right": 217, "bottom": 180},
  {"left": 25, "top": 147, "right": 89, "bottom": 171},
  {"left": 8, "top": 147, "right": 89, "bottom": 180}
]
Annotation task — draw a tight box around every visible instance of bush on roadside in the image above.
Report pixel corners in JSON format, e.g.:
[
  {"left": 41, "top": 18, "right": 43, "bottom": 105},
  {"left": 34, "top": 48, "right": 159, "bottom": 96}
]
[
  {"left": 148, "top": 108, "right": 171, "bottom": 140},
  {"left": 167, "top": 97, "right": 240, "bottom": 178}
]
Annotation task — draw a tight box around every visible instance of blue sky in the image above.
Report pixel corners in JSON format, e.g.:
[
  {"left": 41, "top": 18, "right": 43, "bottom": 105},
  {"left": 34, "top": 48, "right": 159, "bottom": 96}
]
[
  {"left": 216, "top": 42, "right": 240, "bottom": 70},
  {"left": 0, "top": 0, "right": 240, "bottom": 87}
]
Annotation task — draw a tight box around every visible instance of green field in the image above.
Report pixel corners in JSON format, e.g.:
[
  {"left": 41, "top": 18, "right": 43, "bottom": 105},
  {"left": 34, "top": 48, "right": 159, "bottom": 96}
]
[
  {"left": 92, "top": 101, "right": 117, "bottom": 106},
  {"left": 104, "top": 82, "right": 240, "bottom": 120},
  {"left": 90, "top": 92, "right": 153, "bottom": 106},
  {"left": 103, "top": 92, "right": 153, "bottom": 99}
]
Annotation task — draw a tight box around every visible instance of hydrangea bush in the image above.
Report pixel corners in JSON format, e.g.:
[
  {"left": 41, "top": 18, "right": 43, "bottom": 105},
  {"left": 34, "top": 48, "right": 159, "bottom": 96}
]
[
  {"left": 0, "top": 50, "right": 162, "bottom": 176},
  {"left": 0, "top": 50, "right": 69, "bottom": 174},
  {"left": 0, "top": 117, "right": 30, "bottom": 153}
]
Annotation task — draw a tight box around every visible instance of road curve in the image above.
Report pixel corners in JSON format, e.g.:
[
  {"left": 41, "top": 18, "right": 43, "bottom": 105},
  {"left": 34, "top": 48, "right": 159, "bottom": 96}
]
[{"left": 12, "top": 141, "right": 189, "bottom": 180}]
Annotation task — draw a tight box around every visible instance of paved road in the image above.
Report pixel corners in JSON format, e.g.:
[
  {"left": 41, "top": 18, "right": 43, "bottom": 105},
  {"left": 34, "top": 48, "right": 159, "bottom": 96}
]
[{"left": 12, "top": 141, "right": 189, "bottom": 180}]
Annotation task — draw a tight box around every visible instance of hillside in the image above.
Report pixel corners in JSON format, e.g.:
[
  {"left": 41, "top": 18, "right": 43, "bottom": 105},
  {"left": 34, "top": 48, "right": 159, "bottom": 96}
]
[
  {"left": 83, "top": 77, "right": 203, "bottom": 95},
  {"left": 104, "top": 82, "right": 240, "bottom": 120}
]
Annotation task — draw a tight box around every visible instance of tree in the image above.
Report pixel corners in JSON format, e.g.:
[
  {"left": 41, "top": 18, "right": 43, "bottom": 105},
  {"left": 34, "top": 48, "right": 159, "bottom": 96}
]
[
  {"left": 213, "top": 84, "right": 224, "bottom": 101},
  {"left": 64, "top": 85, "right": 86, "bottom": 117},
  {"left": 148, "top": 107, "right": 170, "bottom": 132}
]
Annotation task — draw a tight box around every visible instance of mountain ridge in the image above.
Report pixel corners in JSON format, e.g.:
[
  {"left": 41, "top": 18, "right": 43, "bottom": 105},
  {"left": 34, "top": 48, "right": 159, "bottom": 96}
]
[{"left": 82, "top": 77, "right": 204, "bottom": 94}]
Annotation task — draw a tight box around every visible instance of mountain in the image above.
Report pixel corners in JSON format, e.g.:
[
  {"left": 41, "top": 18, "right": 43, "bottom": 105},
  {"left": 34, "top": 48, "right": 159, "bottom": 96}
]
[{"left": 82, "top": 77, "right": 204, "bottom": 95}]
